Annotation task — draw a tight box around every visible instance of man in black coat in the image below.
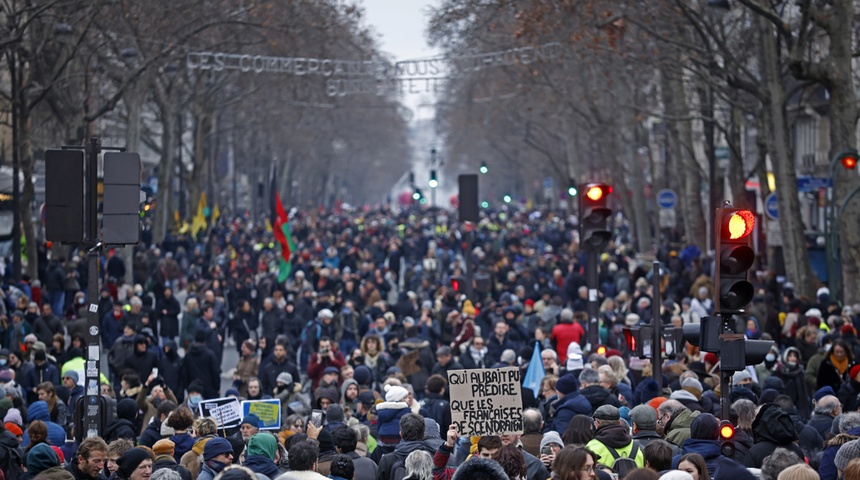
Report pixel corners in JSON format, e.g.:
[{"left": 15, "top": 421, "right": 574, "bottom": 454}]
[
  {"left": 578, "top": 367, "right": 620, "bottom": 413},
  {"left": 743, "top": 403, "right": 806, "bottom": 468},
  {"left": 124, "top": 335, "right": 159, "bottom": 383},
  {"left": 156, "top": 287, "right": 181, "bottom": 344},
  {"left": 179, "top": 331, "right": 221, "bottom": 399},
  {"left": 259, "top": 298, "right": 284, "bottom": 348},
  {"left": 259, "top": 341, "right": 300, "bottom": 397}
]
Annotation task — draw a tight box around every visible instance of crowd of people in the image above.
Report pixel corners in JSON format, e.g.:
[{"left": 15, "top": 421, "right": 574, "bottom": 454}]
[{"left": 0, "top": 206, "right": 857, "bottom": 480}]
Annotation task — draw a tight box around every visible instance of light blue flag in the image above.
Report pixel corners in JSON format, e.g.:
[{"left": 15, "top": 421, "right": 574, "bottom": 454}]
[{"left": 523, "top": 341, "right": 546, "bottom": 398}]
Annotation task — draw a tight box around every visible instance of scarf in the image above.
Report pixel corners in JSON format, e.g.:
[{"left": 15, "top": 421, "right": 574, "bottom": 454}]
[
  {"left": 469, "top": 346, "right": 487, "bottom": 367},
  {"left": 831, "top": 353, "right": 849, "bottom": 375}
]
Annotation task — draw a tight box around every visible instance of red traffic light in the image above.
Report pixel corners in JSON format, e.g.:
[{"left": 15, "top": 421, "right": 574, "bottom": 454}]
[
  {"left": 843, "top": 154, "right": 858, "bottom": 170},
  {"left": 719, "top": 420, "right": 735, "bottom": 440},
  {"left": 586, "top": 186, "right": 604, "bottom": 201},
  {"left": 451, "top": 279, "right": 460, "bottom": 292},
  {"left": 596, "top": 345, "right": 607, "bottom": 355},
  {"left": 724, "top": 210, "right": 755, "bottom": 240}
]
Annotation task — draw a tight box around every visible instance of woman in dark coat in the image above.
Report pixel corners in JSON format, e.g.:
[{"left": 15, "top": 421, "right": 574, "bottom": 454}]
[
  {"left": 817, "top": 339, "right": 855, "bottom": 392},
  {"left": 775, "top": 347, "right": 811, "bottom": 419}
]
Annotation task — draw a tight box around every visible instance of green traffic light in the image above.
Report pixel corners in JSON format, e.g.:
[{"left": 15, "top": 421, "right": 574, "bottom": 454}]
[
  {"left": 481, "top": 201, "right": 489, "bottom": 208},
  {"left": 480, "top": 162, "right": 488, "bottom": 174},
  {"left": 503, "top": 194, "right": 512, "bottom": 203},
  {"left": 568, "top": 186, "right": 578, "bottom": 197},
  {"left": 429, "top": 179, "right": 438, "bottom": 188},
  {"left": 412, "top": 191, "right": 421, "bottom": 200}
]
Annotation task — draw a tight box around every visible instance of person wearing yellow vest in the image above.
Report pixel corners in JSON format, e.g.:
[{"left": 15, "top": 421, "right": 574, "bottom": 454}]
[{"left": 585, "top": 405, "right": 645, "bottom": 468}]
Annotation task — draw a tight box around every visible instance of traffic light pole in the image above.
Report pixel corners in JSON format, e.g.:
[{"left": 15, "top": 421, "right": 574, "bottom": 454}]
[
  {"left": 586, "top": 250, "right": 599, "bottom": 349},
  {"left": 651, "top": 261, "right": 662, "bottom": 391},
  {"left": 84, "top": 137, "right": 103, "bottom": 438}
]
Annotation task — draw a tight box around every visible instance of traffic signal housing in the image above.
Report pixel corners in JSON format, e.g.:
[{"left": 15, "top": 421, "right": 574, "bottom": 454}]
[
  {"left": 579, "top": 183, "right": 612, "bottom": 250},
  {"left": 567, "top": 178, "right": 578, "bottom": 197},
  {"left": 450, "top": 275, "right": 463, "bottom": 293},
  {"left": 480, "top": 162, "right": 488, "bottom": 174},
  {"left": 719, "top": 420, "right": 736, "bottom": 456},
  {"left": 715, "top": 208, "right": 756, "bottom": 315}
]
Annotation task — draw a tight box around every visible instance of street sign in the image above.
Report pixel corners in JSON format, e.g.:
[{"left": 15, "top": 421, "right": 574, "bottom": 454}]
[
  {"left": 657, "top": 189, "right": 677, "bottom": 209},
  {"left": 797, "top": 176, "right": 832, "bottom": 193},
  {"left": 659, "top": 208, "right": 677, "bottom": 228},
  {"left": 765, "top": 192, "right": 778, "bottom": 220}
]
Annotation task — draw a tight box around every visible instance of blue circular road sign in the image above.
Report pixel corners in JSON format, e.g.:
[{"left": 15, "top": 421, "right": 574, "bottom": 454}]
[
  {"left": 657, "top": 189, "right": 677, "bottom": 209},
  {"left": 765, "top": 192, "right": 778, "bottom": 220}
]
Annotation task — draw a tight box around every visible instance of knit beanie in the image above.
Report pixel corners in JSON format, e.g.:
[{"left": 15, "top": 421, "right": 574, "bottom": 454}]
[
  {"left": 540, "top": 431, "right": 563, "bottom": 450},
  {"left": 246, "top": 433, "right": 278, "bottom": 460},
  {"left": 4, "top": 407, "right": 22, "bottom": 426},
  {"left": 116, "top": 448, "right": 152, "bottom": 479},
  {"left": 384, "top": 384, "right": 408, "bottom": 403},
  {"left": 777, "top": 464, "right": 819, "bottom": 480},
  {"left": 26, "top": 443, "right": 60, "bottom": 476},
  {"left": 659, "top": 472, "right": 693, "bottom": 480},
  {"left": 690, "top": 413, "right": 719, "bottom": 440},
  {"left": 836, "top": 439, "right": 860, "bottom": 473},
  {"left": 555, "top": 373, "right": 579, "bottom": 395},
  {"left": 681, "top": 378, "right": 703, "bottom": 400},
  {"left": 203, "top": 437, "right": 234, "bottom": 461}
]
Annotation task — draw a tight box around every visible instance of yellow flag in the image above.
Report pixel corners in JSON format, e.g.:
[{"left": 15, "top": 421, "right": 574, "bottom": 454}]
[
  {"left": 212, "top": 203, "right": 220, "bottom": 225},
  {"left": 191, "top": 193, "right": 207, "bottom": 238}
]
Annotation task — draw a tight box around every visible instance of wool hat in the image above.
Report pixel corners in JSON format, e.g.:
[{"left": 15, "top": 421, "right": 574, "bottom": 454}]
[
  {"left": 690, "top": 413, "right": 719, "bottom": 440},
  {"left": 23, "top": 333, "right": 37, "bottom": 344},
  {"left": 566, "top": 343, "right": 584, "bottom": 371},
  {"left": 117, "top": 398, "right": 138, "bottom": 421},
  {"left": 451, "top": 456, "right": 508, "bottom": 480},
  {"left": 713, "top": 457, "right": 756, "bottom": 480},
  {"left": 384, "top": 384, "right": 408, "bottom": 403},
  {"left": 353, "top": 365, "right": 373, "bottom": 386},
  {"left": 639, "top": 379, "right": 661, "bottom": 404},
  {"left": 4, "top": 408, "right": 22, "bottom": 426},
  {"left": 703, "top": 352, "right": 719, "bottom": 366},
  {"left": 241, "top": 414, "right": 260, "bottom": 428},
  {"left": 117, "top": 448, "right": 152, "bottom": 479},
  {"left": 540, "top": 431, "right": 564, "bottom": 450},
  {"left": 5, "top": 422, "right": 22, "bottom": 436},
  {"left": 730, "top": 386, "right": 758, "bottom": 404},
  {"left": 805, "top": 308, "right": 822, "bottom": 319},
  {"left": 276, "top": 372, "right": 293, "bottom": 385},
  {"left": 225, "top": 388, "right": 240, "bottom": 397},
  {"left": 203, "top": 437, "right": 234, "bottom": 461},
  {"left": 461, "top": 300, "right": 477, "bottom": 317},
  {"left": 187, "top": 379, "right": 205, "bottom": 394},
  {"left": 26, "top": 443, "right": 60, "bottom": 476},
  {"left": 815, "top": 386, "right": 836, "bottom": 402},
  {"left": 51, "top": 446, "right": 65, "bottom": 465},
  {"left": 836, "top": 439, "right": 860, "bottom": 473},
  {"left": 850, "top": 365, "right": 860, "bottom": 381},
  {"left": 0, "top": 370, "right": 12, "bottom": 382},
  {"left": 323, "top": 366, "right": 340, "bottom": 375},
  {"left": 326, "top": 404, "right": 345, "bottom": 423},
  {"left": 555, "top": 373, "right": 579, "bottom": 395},
  {"left": 63, "top": 371, "right": 79, "bottom": 383},
  {"left": 777, "top": 464, "right": 819, "bottom": 480},
  {"left": 762, "top": 376, "right": 785, "bottom": 393},
  {"left": 625, "top": 314, "right": 641, "bottom": 327},
  {"left": 594, "top": 405, "right": 620, "bottom": 422},
  {"left": 760, "top": 389, "right": 779, "bottom": 404},
  {"left": 659, "top": 472, "right": 693, "bottom": 480},
  {"left": 629, "top": 405, "right": 657, "bottom": 430},
  {"left": 34, "top": 350, "right": 46, "bottom": 362},
  {"left": 681, "top": 378, "right": 703, "bottom": 393},
  {"left": 152, "top": 439, "right": 175, "bottom": 456},
  {"left": 732, "top": 370, "right": 752, "bottom": 386},
  {"left": 246, "top": 433, "right": 278, "bottom": 460}
]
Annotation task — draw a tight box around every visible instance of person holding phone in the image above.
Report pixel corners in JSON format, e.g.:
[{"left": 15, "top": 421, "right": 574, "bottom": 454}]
[{"left": 540, "top": 431, "right": 564, "bottom": 471}]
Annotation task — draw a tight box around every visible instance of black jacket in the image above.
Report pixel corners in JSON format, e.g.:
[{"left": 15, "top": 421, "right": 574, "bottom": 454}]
[
  {"left": 260, "top": 356, "right": 301, "bottom": 396},
  {"left": 125, "top": 348, "right": 159, "bottom": 383},
  {"left": 103, "top": 418, "right": 137, "bottom": 443},
  {"left": 159, "top": 342, "right": 184, "bottom": 402},
  {"left": 139, "top": 419, "right": 162, "bottom": 448},
  {"left": 580, "top": 385, "right": 621, "bottom": 412},
  {"left": 157, "top": 296, "right": 182, "bottom": 338},
  {"left": 153, "top": 457, "right": 192, "bottom": 480},
  {"left": 744, "top": 404, "right": 805, "bottom": 468},
  {"left": 179, "top": 342, "right": 221, "bottom": 398},
  {"left": 67, "top": 458, "right": 109, "bottom": 480}
]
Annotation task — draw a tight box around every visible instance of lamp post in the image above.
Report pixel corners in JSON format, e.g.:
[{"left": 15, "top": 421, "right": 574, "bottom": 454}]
[{"left": 825, "top": 148, "right": 859, "bottom": 301}]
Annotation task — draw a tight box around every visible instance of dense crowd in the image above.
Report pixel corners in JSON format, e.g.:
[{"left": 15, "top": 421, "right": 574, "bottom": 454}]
[{"left": 0, "top": 206, "right": 857, "bottom": 480}]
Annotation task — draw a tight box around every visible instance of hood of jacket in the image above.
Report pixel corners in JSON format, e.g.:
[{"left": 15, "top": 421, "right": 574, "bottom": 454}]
[
  {"left": 593, "top": 424, "right": 633, "bottom": 449},
  {"left": 103, "top": 418, "right": 134, "bottom": 439},
  {"left": 243, "top": 455, "right": 281, "bottom": 479},
  {"left": 670, "top": 390, "right": 699, "bottom": 403},
  {"left": 681, "top": 438, "right": 721, "bottom": 460},
  {"left": 666, "top": 409, "right": 699, "bottom": 434},
  {"left": 752, "top": 404, "right": 798, "bottom": 445},
  {"left": 556, "top": 392, "right": 592, "bottom": 416},
  {"left": 580, "top": 385, "right": 613, "bottom": 405},
  {"left": 28, "top": 400, "right": 50, "bottom": 421},
  {"left": 393, "top": 439, "right": 434, "bottom": 457},
  {"left": 340, "top": 379, "right": 358, "bottom": 401},
  {"left": 187, "top": 343, "right": 208, "bottom": 356},
  {"left": 0, "top": 429, "right": 17, "bottom": 449},
  {"left": 165, "top": 340, "right": 179, "bottom": 360},
  {"left": 192, "top": 435, "right": 214, "bottom": 455}
]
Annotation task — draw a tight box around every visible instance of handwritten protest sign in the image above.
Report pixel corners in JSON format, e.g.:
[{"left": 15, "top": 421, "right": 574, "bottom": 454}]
[
  {"left": 242, "top": 400, "right": 281, "bottom": 430},
  {"left": 199, "top": 397, "right": 242, "bottom": 429},
  {"left": 447, "top": 367, "right": 523, "bottom": 436}
]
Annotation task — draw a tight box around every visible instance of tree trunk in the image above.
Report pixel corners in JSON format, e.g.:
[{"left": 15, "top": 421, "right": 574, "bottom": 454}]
[
  {"left": 20, "top": 114, "right": 37, "bottom": 279},
  {"left": 661, "top": 65, "right": 707, "bottom": 249},
  {"left": 152, "top": 107, "right": 176, "bottom": 244},
  {"left": 757, "top": 15, "right": 816, "bottom": 298}
]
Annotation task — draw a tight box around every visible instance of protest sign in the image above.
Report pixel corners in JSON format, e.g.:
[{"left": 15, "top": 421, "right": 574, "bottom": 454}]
[
  {"left": 241, "top": 399, "right": 282, "bottom": 430},
  {"left": 447, "top": 367, "right": 523, "bottom": 436},
  {"left": 199, "top": 397, "right": 242, "bottom": 429}
]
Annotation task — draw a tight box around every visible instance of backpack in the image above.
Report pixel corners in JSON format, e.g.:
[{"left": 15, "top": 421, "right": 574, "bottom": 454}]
[
  {"left": 300, "top": 321, "right": 321, "bottom": 352},
  {"left": 390, "top": 456, "right": 408, "bottom": 480},
  {"left": 0, "top": 442, "right": 23, "bottom": 480},
  {"left": 604, "top": 441, "right": 640, "bottom": 470}
]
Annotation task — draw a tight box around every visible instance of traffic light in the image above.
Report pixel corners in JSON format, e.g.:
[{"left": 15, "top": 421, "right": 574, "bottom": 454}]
[
  {"left": 567, "top": 178, "right": 578, "bottom": 197},
  {"left": 837, "top": 148, "right": 858, "bottom": 170},
  {"left": 429, "top": 170, "right": 438, "bottom": 189},
  {"left": 579, "top": 183, "right": 612, "bottom": 250},
  {"left": 715, "top": 207, "right": 755, "bottom": 315},
  {"left": 503, "top": 194, "right": 512, "bottom": 204},
  {"left": 719, "top": 420, "right": 736, "bottom": 456},
  {"left": 480, "top": 162, "right": 488, "bottom": 174},
  {"left": 623, "top": 326, "right": 643, "bottom": 358},
  {"left": 450, "top": 275, "right": 463, "bottom": 292},
  {"left": 412, "top": 188, "right": 421, "bottom": 201}
]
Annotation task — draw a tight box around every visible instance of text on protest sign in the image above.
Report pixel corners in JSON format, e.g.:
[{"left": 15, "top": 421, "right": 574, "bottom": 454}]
[
  {"left": 447, "top": 367, "right": 523, "bottom": 436},
  {"left": 199, "top": 397, "right": 242, "bottom": 429},
  {"left": 241, "top": 400, "right": 281, "bottom": 430}
]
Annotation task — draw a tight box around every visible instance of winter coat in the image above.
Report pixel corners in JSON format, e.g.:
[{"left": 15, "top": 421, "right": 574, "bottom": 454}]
[
  {"left": 419, "top": 393, "right": 452, "bottom": 434},
  {"left": 743, "top": 404, "right": 805, "bottom": 468},
  {"left": 346, "top": 450, "right": 377, "bottom": 480},
  {"left": 103, "top": 418, "right": 136, "bottom": 443},
  {"left": 170, "top": 433, "right": 195, "bottom": 461},
  {"left": 22, "top": 401, "right": 65, "bottom": 447},
  {"left": 159, "top": 343, "right": 184, "bottom": 401},
  {"left": 819, "top": 426, "right": 860, "bottom": 480},
  {"left": 179, "top": 436, "right": 214, "bottom": 480},
  {"left": 838, "top": 379, "right": 860, "bottom": 414},
  {"left": 633, "top": 431, "right": 680, "bottom": 455},
  {"left": 260, "top": 308, "right": 284, "bottom": 347},
  {"left": 179, "top": 342, "right": 220, "bottom": 398},
  {"left": 33, "top": 315, "right": 62, "bottom": 345},
  {"left": 157, "top": 296, "right": 181, "bottom": 338},
  {"left": 243, "top": 455, "right": 280, "bottom": 480},
  {"left": 376, "top": 401, "right": 411, "bottom": 443},
  {"left": 580, "top": 385, "right": 621, "bottom": 412},
  {"left": 817, "top": 356, "right": 853, "bottom": 392},
  {"left": 550, "top": 392, "right": 593, "bottom": 434},
  {"left": 139, "top": 420, "right": 162, "bottom": 448},
  {"left": 808, "top": 413, "right": 837, "bottom": 441},
  {"left": 669, "top": 390, "right": 707, "bottom": 413},
  {"left": 665, "top": 409, "right": 700, "bottom": 448},
  {"left": 672, "top": 439, "right": 721, "bottom": 473},
  {"left": 260, "top": 356, "right": 301, "bottom": 397},
  {"left": 585, "top": 424, "right": 645, "bottom": 467},
  {"left": 377, "top": 440, "right": 436, "bottom": 480}
]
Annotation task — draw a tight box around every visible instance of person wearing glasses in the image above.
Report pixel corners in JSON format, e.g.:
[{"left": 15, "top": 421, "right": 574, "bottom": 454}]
[
  {"left": 460, "top": 337, "right": 489, "bottom": 370},
  {"left": 657, "top": 400, "right": 698, "bottom": 448},
  {"left": 551, "top": 446, "right": 599, "bottom": 480}
]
